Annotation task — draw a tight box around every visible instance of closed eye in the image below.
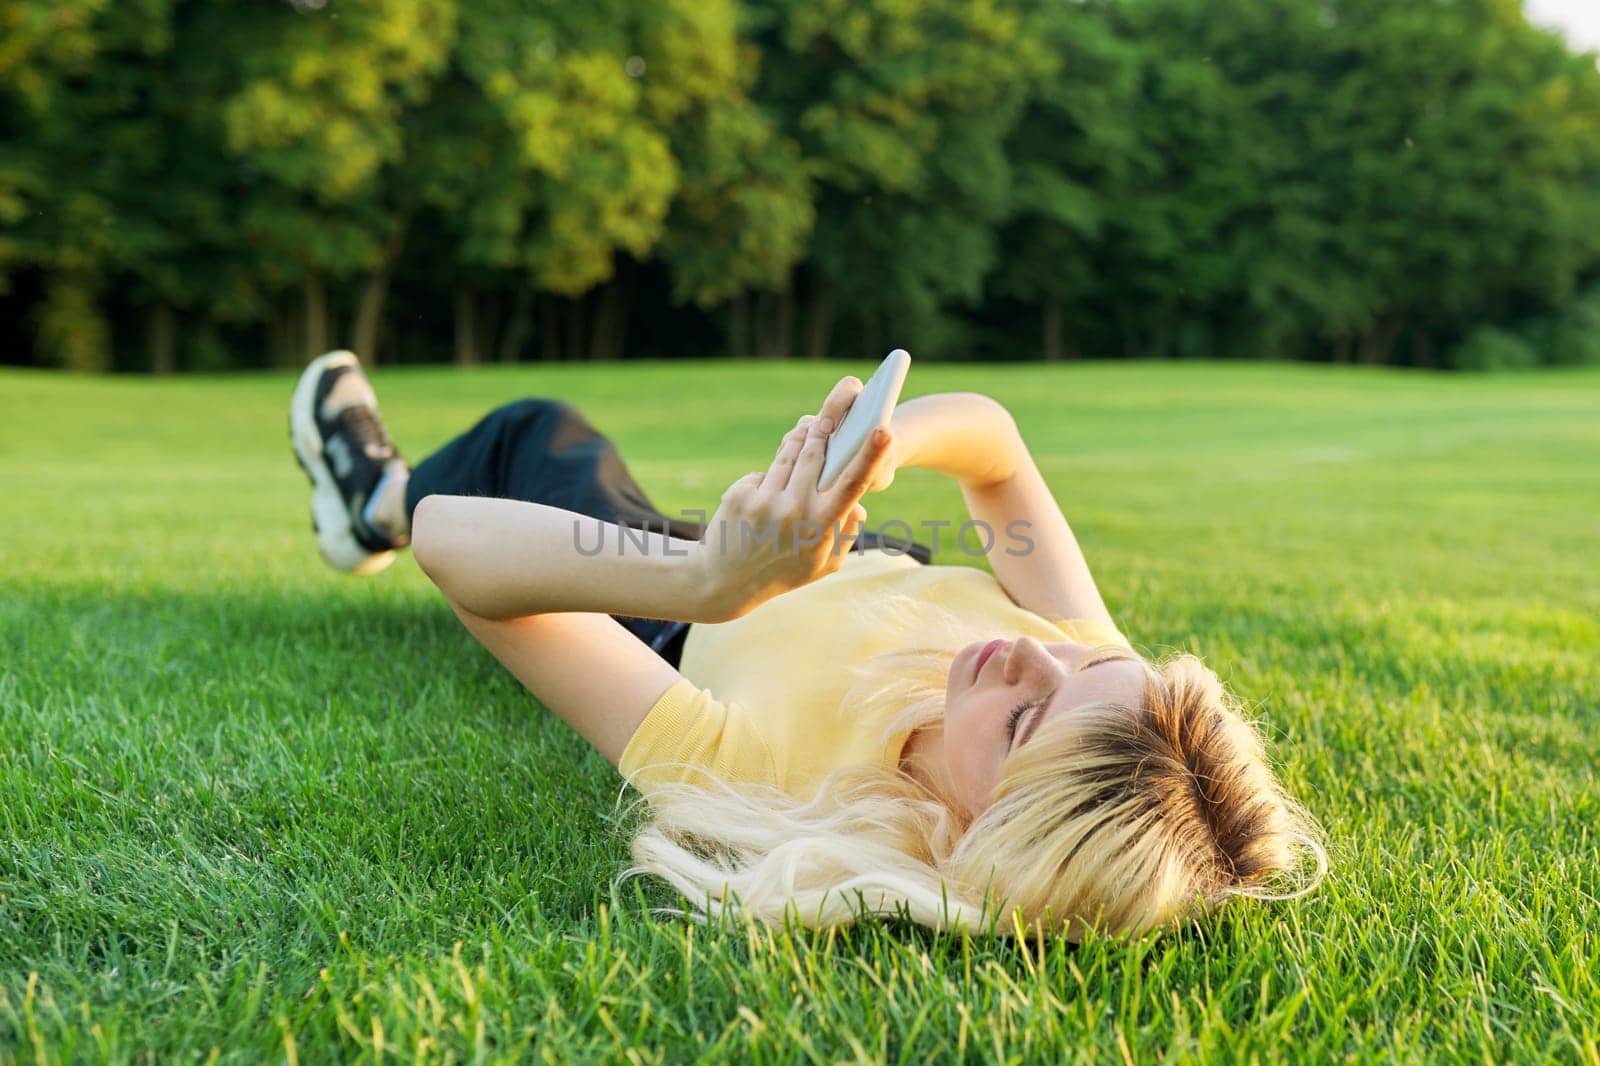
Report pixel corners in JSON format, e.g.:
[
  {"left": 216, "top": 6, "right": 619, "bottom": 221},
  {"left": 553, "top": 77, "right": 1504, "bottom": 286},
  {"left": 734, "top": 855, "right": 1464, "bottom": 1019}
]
[
  {"left": 1006, "top": 699, "right": 1041, "bottom": 747},
  {"left": 1011, "top": 701, "right": 1049, "bottom": 752},
  {"left": 1009, "top": 654, "right": 1134, "bottom": 751}
]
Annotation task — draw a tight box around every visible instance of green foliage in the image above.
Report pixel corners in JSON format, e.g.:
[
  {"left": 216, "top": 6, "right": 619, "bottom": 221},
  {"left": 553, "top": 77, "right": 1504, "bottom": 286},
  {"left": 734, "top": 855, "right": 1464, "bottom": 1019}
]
[
  {"left": 1450, "top": 280, "right": 1600, "bottom": 368},
  {"left": 453, "top": 1, "right": 680, "bottom": 292},
  {"left": 658, "top": 95, "right": 815, "bottom": 306},
  {"left": 990, "top": 0, "right": 1141, "bottom": 358},
  {"left": 220, "top": 1, "right": 453, "bottom": 197},
  {"left": 1449, "top": 326, "right": 1540, "bottom": 371},
  {"left": 1535, "top": 290, "right": 1600, "bottom": 366},
  {"left": 998, "top": 0, "right": 1600, "bottom": 365},
  {"left": 2, "top": 362, "right": 1598, "bottom": 1059},
  {"left": 3, "top": 0, "right": 1600, "bottom": 367},
  {"left": 34, "top": 274, "right": 109, "bottom": 370},
  {"left": 763, "top": 0, "right": 1045, "bottom": 352}
]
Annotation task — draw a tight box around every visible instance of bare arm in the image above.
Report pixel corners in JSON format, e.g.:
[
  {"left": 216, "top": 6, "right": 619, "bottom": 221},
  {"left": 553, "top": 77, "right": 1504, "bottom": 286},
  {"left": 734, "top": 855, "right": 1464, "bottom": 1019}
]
[
  {"left": 888, "top": 392, "right": 1021, "bottom": 488},
  {"left": 411, "top": 497, "right": 731, "bottom": 623},
  {"left": 890, "top": 392, "right": 1115, "bottom": 628}
]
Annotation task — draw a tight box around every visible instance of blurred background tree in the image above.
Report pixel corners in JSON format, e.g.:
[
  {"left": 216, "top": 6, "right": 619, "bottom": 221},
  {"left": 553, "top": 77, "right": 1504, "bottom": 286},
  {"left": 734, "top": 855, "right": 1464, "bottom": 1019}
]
[{"left": 2, "top": 0, "right": 1598, "bottom": 371}]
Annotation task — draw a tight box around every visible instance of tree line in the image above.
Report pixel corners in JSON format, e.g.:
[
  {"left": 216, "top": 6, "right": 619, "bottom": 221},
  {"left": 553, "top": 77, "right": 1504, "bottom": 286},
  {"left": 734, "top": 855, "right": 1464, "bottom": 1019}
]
[{"left": 4, "top": 0, "right": 1600, "bottom": 372}]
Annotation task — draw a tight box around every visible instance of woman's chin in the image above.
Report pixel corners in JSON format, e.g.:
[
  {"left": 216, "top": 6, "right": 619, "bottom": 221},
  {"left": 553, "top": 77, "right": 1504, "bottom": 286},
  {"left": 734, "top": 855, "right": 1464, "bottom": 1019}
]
[{"left": 944, "top": 653, "right": 959, "bottom": 681}]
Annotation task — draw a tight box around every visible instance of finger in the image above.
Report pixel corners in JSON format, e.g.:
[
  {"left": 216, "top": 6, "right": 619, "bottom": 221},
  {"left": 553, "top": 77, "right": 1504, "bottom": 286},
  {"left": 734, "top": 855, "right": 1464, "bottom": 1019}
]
[
  {"left": 820, "top": 425, "right": 893, "bottom": 516},
  {"left": 760, "top": 415, "right": 813, "bottom": 492},
  {"left": 843, "top": 502, "right": 867, "bottom": 546},
  {"left": 787, "top": 412, "right": 835, "bottom": 503},
  {"left": 813, "top": 375, "right": 863, "bottom": 429},
  {"left": 722, "top": 470, "right": 764, "bottom": 502},
  {"left": 828, "top": 503, "right": 868, "bottom": 563}
]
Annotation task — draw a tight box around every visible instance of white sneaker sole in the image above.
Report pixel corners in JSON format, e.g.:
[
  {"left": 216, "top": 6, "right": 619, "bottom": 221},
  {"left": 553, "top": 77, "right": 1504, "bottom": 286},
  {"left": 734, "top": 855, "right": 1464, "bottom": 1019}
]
[{"left": 289, "top": 350, "right": 396, "bottom": 575}]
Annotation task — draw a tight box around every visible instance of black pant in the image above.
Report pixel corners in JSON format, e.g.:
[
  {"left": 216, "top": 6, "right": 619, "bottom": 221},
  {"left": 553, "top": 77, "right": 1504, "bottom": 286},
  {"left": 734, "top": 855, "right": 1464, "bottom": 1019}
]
[{"left": 404, "top": 399, "right": 931, "bottom": 667}]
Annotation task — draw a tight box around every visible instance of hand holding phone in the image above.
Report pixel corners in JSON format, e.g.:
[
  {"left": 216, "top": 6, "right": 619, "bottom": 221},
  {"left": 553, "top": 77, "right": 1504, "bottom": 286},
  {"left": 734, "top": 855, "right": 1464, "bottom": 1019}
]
[{"left": 695, "top": 367, "right": 902, "bottom": 617}]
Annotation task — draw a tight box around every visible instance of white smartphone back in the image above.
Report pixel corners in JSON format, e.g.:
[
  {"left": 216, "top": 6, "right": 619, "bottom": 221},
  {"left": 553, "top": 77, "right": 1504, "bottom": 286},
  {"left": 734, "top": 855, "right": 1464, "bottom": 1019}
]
[{"left": 817, "top": 348, "right": 911, "bottom": 492}]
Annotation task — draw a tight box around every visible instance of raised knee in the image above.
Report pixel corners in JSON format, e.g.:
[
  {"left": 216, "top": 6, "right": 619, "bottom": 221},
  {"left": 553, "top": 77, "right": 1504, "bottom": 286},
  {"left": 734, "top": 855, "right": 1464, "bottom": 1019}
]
[
  {"left": 486, "top": 398, "right": 602, "bottom": 450},
  {"left": 482, "top": 398, "right": 572, "bottom": 435},
  {"left": 502, "top": 397, "right": 572, "bottom": 420}
]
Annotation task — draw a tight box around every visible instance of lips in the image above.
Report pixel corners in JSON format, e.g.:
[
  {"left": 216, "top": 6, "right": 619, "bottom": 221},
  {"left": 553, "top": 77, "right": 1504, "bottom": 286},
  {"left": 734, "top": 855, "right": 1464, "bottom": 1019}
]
[{"left": 973, "top": 638, "right": 1007, "bottom": 682}]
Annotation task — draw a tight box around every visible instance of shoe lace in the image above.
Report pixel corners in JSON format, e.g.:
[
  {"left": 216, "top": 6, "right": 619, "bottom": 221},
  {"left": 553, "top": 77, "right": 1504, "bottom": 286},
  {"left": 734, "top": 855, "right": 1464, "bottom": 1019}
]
[{"left": 334, "top": 404, "right": 397, "bottom": 461}]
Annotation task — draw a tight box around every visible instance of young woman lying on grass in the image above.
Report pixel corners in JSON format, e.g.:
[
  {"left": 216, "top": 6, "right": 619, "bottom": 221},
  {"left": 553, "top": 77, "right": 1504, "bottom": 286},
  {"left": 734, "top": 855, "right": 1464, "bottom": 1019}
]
[{"left": 289, "top": 351, "right": 1325, "bottom": 938}]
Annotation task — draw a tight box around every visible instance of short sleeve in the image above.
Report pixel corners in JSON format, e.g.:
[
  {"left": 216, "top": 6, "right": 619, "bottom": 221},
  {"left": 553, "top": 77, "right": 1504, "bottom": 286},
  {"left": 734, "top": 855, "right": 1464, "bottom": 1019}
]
[
  {"left": 1051, "top": 617, "right": 1134, "bottom": 652},
  {"left": 618, "top": 677, "right": 780, "bottom": 795}
]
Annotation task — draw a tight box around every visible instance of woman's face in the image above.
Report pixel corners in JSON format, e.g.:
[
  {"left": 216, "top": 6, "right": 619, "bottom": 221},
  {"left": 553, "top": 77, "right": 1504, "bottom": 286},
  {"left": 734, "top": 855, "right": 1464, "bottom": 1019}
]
[{"left": 942, "top": 636, "right": 1147, "bottom": 818}]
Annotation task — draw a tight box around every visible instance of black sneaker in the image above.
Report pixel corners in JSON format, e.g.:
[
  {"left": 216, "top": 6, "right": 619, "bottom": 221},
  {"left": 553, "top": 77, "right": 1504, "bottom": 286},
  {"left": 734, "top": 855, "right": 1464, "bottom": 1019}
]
[{"left": 288, "top": 350, "right": 407, "bottom": 574}]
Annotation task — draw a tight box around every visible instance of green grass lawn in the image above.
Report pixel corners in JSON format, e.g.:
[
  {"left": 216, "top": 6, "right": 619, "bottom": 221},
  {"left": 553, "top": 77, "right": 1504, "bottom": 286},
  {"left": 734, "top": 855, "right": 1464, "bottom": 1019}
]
[{"left": 1, "top": 360, "right": 1597, "bottom": 1063}]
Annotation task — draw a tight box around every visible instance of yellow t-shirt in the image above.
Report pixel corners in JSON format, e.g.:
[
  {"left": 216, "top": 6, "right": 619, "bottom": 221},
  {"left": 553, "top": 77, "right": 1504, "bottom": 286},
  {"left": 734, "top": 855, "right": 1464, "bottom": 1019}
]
[{"left": 618, "top": 548, "right": 1132, "bottom": 799}]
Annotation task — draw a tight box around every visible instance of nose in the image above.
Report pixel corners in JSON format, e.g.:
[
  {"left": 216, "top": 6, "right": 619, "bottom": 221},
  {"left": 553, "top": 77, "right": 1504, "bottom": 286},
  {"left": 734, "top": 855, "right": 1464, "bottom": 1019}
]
[{"left": 1001, "top": 636, "right": 1069, "bottom": 685}]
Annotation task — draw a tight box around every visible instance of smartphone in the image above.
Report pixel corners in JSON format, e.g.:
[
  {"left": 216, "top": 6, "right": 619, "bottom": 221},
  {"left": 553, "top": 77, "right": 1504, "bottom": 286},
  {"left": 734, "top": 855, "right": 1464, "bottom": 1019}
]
[{"left": 817, "top": 348, "right": 911, "bottom": 492}]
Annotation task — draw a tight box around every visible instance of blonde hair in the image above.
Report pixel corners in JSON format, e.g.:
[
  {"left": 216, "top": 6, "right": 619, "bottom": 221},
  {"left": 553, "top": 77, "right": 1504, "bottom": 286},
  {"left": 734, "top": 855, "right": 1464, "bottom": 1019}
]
[{"left": 624, "top": 591, "right": 1325, "bottom": 938}]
